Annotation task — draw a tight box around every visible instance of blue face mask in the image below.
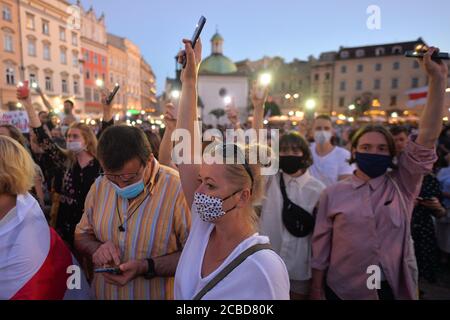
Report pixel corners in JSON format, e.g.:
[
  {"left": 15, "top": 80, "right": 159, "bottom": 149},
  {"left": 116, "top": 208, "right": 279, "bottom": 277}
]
[
  {"left": 355, "top": 152, "right": 392, "bottom": 179},
  {"left": 112, "top": 179, "right": 145, "bottom": 199}
]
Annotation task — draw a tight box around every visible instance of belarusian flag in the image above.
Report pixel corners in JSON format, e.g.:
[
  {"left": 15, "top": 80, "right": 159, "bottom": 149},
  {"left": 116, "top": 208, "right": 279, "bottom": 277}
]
[
  {"left": 406, "top": 86, "right": 428, "bottom": 108},
  {"left": 0, "top": 193, "right": 91, "bottom": 300}
]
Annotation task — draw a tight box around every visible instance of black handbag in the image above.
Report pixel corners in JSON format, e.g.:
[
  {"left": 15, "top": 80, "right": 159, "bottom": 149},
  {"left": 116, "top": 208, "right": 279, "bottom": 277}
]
[{"left": 279, "top": 174, "right": 315, "bottom": 237}]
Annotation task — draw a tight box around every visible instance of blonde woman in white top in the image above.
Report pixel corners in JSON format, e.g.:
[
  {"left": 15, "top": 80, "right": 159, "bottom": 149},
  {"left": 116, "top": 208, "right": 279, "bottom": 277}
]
[{"left": 173, "top": 38, "right": 289, "bottom": 300}]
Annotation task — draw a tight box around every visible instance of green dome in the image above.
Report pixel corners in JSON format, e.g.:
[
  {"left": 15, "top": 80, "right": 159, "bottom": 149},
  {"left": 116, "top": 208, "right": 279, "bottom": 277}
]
[{"left": 199, "top": 54, "right": 237, "bottom": 74}]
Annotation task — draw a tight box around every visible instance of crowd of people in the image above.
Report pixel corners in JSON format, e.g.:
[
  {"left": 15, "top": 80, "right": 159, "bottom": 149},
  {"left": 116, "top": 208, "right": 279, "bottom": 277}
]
[{"left": 0, "top": 39, "right": 449, "bottom": 300}]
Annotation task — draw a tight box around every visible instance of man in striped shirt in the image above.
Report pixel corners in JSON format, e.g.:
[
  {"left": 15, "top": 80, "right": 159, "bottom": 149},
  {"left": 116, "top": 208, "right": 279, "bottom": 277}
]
[{"left": 75, "top": 125, "right": 190, "bottom": 300}]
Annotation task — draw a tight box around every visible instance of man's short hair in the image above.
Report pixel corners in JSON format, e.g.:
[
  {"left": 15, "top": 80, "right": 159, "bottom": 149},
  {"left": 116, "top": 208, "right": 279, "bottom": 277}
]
[
  {"left": 390, "top": 125, "right": 409, "bottom": 137},
  {"left": 97, "top": 125, "right": 152, "bottom": 171},
  {"left": 64, "top": 100, "right": 74, "bottom": 108},
  {"left": 314, "top": 114, "right": 332, "bottom": 123}
]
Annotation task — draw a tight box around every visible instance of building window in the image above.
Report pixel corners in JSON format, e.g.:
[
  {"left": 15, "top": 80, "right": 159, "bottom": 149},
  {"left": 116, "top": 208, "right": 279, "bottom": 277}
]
[
  {"left": 412, "top": 77, "right": 419, "bottom": 88},
  {"left": 29, "top": 73, "right": 37, "bottom": 84},
  {"left": 340, "top": 51, "right": 349, "bottom": 59},
  {"left": 94, "top": 73, "right": 98, "bottom": 80},
  {"left": 73, "top": 80, "right": 79, "bottom": 95},
  {"left": 45, "top": 75, "right": 53, "bottom": 91},
  {"left": 86, "top": 70, "right": 90, "bottom": 79},
  {"left": 314, "top": 74, "right": 319, "bottom": 81},
  {"left": 393, "top": 62, "right": 400, "bottom": 70},
  {"left": 356, "top": 49, "right": 365, "bottom": 58},
  {"left": 341, "top": 65, "right": 347, "bottom": 74},
  {"left": 102, "top": 56, "right": 106, "bottom": 66},
  {"left": 375, "top": 47, "right": 385, "bottom": 56},
  {"left": 93, "top": 89, "right": 100, "bottom": 102},
  {"left": 59, "top": 27, "right": 66, "bottom": 41},
  {"left": 102, "top": 73, "right": 105, "bottom": 81},
  {"left": 93, "top": 54, "right": 98, "bottom": 65},
  {"left": 43, "top": 43, "right": 51, "bottom": 60},
  {"left": 85, "top": 87, "right": 92, "bottom": 101},
  {"left": 2, "top": 5, "right": 12, "bottom": 21},
  {"left": 339, "top": 97, "right": 345, "bottom": 107},
  {"left": 390, "top": 95, "right": 397, "bottom": 106},
  {"left": 375, "top": 63, "right": 382, "bottom": 71},
  {"left": 392, "top": 46, "right": 403, "bottom": 54},
  {"left": 28, "top": 39, "right": 36, "bottom": 56},
  {"left": 72, "top": 52, "right": 78, "bottom": 67},
  {"left": 413, "top": 61, "right": 420, "bottom": 69},
  {"left": 391, "top": 78, "right": 399, "bottom": 89},
  {"left": 60, "top": 48, "right": 67, "bottom": 64},
  {"left": 340, "top": 81, "right": 346, "bottom": 91},
  {"left": 325, "top": 73, "right": 330, "bottom": 81},
  {"left": 357, "top": 64, "right": 363, "bottom": 72},
  {"left": 72, "top": 32, "right": 78, "bottom": 46},
  {"left": 26, "top": 13, "right": 35, "bottom": 30},
  {"left": 83, "top": 51, "right": 89, "bottom": 62},
  {"left": 374, "top": 79, "right": 381, "bottom": 90},
  {"left": 4, "top": 31, "right": 13, "bottom": 52},
  {"left": 42, "top": 20, "right": 50, "bottom": 35},
  {"left": 356, "top": 80, "right": 363, "bottom": 91},
  {"left": 6, "top": 66, "right": 15, "bottom": 85},
  {"left": 62, "top": 79, "right": 68, "bottom": 93}
]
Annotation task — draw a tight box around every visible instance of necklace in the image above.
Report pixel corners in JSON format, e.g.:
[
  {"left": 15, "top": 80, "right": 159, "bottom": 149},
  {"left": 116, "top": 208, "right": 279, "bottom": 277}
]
[
  {"left": 116, "top": 192, "right": 150, "bottom": 232},
  {"left": 115, "top": 166, "right": 159, "bottom": 232}
]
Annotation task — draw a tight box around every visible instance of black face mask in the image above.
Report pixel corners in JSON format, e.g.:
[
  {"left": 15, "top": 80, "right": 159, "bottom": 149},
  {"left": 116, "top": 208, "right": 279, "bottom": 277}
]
[{"left": 279, "top": 156, "right": 308, "bottom": 175}]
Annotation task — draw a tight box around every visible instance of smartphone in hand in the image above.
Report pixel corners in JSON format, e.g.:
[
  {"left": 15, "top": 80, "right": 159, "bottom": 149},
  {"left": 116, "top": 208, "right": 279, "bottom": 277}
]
[
  {"left": 405, "top": 50, "right": 450, "bottom": 60},
  {"left": 105, "top": 83, "right": 120, "bottom": 105},
  {"left": 181, "top": 16, "right": 207, "bottom": 68},
  {"left": 94, "top": 267, "right": 122, "bottom": 275},
  {"left": 17, "top": 80, "right": 30, "bottom": 100}
]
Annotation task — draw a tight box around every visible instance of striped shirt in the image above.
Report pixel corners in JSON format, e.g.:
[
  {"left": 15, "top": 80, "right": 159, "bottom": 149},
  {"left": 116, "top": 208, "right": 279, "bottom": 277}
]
[{"left": 75, "top": 159, "right": 191, "bottom": 300}]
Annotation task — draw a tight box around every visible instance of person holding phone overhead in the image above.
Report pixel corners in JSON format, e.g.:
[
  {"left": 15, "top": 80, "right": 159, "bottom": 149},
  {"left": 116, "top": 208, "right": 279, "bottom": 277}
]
[
  {"left": 311, "top": 47, "right": 448, "bottom": 300},
  {"left": 173, "top": 35, "right": 289, "bottom": 300},
  {"left": 17, "top": 83, "right": 113, "bottom": 248}
]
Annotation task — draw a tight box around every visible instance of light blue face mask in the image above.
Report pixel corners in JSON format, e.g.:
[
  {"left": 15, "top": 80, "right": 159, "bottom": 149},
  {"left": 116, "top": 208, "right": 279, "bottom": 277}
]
[{"left": 112, "top": 179, "right": 145, "bottom": 199}]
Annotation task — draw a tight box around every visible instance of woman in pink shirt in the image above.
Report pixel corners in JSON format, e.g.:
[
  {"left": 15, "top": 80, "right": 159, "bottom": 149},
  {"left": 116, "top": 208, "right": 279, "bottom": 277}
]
[{"left": 311, "top": 47, "right": 448, "bottom": 300}]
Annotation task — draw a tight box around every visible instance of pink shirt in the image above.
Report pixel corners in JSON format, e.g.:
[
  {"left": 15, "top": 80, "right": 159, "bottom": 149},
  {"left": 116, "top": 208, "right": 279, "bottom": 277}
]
[{"left": 312, "top": 139, "right": 437, "bottom": 300}]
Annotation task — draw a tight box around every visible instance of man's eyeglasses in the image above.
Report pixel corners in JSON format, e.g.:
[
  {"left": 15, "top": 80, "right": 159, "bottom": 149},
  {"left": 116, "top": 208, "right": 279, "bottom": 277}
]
[{"left": 100, "top": 171, "right": 141, "bottom": 183}]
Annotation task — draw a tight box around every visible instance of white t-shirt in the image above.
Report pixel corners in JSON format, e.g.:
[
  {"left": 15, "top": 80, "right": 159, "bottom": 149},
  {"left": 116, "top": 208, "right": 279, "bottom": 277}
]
[
  {"left": 174, "top": 206, "right": 290, "bottom": 300},
  {"left": 309, "top": 143, "right": 355, "bottom": 187},
  {"left": 260, "top": 170, "right": 326, "bottom": 281}
]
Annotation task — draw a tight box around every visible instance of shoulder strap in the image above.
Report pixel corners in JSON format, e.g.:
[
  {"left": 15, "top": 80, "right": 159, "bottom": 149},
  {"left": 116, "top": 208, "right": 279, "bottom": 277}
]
[
  {"left": 193, "top": 243, "right": 273, "bottom": 300},
  {"left": 279, "top": 173, "right": 290, "bottom": 203}
]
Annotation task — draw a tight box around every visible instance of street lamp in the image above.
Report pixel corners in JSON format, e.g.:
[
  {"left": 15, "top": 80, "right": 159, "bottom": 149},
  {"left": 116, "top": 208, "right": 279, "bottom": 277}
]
[
  {"left": 348, "top": 104, "right": 356, "bottom": 111},
  {"left": 258, "top": 73, "right": 272, "bottom": 87},
  {"left": 95, "top": 79, "right": 104, "bottom": 88},
  {"left": 171, "top": 89, "right": 180, "bottom": 100},
  {"left": 224, "top": 96, "right": 232, "bottom": 105},
  {"left": 305, "top": 99, "right": 316, "bottom": 111}
]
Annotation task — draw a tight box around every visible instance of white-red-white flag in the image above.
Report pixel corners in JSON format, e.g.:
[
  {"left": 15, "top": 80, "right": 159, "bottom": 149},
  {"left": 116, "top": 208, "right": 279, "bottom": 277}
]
[
  {"left": 0, "top": 193, "right": 91, "bottom": 300},
  {"left": 406, "top": 86, "right": 428, "bottom": 108}
]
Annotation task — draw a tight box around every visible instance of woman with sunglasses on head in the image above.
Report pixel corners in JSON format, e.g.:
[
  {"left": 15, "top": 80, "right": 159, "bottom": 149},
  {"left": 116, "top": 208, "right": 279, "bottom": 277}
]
[{"left": 173, "top": 38, "right": 289, "bottom": 300}]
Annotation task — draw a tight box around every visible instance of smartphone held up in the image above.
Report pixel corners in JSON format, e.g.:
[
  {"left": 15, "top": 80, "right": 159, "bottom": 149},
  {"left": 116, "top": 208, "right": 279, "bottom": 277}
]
[
  {"left": 405, "top": 44, "right": 450, "bottom": 61},
  {"left": 17, "top": 80, "right": 30, "bottom": 100},
  {"left": 181, "top": 16, "right": 207, "bottom": 68}
]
